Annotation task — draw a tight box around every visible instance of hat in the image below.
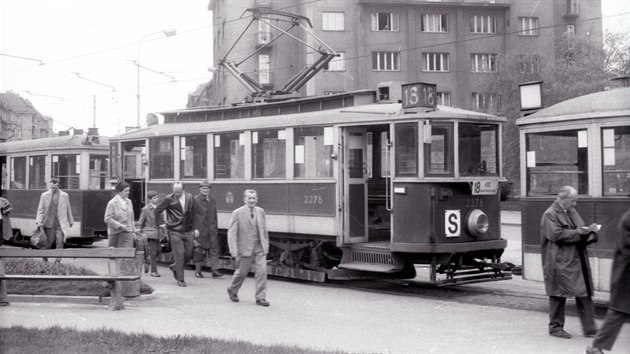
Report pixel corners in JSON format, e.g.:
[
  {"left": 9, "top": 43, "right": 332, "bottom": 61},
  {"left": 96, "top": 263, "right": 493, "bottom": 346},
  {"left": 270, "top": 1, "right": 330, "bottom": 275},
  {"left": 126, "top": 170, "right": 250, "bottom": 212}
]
[
  {"left": 147, "top": 190, "right": 158, "bottom": 199},
  {"left": 199, "top": 180, "right": 212, "bottom": 188},
  {"left": 50, "top": 177, "right": 59, "bottom": 184}
]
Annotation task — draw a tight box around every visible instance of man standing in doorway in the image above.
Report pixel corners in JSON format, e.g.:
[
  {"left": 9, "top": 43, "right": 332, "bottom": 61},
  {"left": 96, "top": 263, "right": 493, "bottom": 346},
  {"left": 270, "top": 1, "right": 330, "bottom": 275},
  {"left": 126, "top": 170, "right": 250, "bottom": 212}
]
[
  {"left": 227, "top": 189, "right": 270, "bottom": 306},
  {"left": 156, "top": 182, "right": 195, "bottom": 287},
  {"left": 192, "top": 180, "right": 222, "bottom": 278},
  {"left": 35, "top": 177, "right": 74, "bottom": 262}
]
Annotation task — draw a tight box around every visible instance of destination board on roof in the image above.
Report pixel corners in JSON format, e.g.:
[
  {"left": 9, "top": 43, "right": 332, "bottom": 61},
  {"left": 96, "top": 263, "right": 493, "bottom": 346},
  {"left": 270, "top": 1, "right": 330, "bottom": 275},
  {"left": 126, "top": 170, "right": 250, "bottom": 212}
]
[{"left": 401, "top": 82, "right": 437, "bottom": 109}]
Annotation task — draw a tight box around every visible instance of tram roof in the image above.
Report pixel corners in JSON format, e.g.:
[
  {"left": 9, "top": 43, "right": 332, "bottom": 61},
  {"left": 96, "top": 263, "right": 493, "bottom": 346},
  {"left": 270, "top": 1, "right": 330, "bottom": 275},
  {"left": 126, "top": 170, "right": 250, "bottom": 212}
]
[
  {"left": 113, "top": 102, "right": 505, "bottom": 141},
  {"left": 516, "top": 87, "right": 630, "bottom": 126},
  {"left": 0, "top": 135, "right": 109, "bottom": 154}
]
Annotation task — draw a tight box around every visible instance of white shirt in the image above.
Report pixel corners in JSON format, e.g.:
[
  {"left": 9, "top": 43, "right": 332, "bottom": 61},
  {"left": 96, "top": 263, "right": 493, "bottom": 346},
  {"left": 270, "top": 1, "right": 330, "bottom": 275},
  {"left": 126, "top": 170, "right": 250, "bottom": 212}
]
[{"left": 178, "top": 193, "right": 186, "bottom": 210}]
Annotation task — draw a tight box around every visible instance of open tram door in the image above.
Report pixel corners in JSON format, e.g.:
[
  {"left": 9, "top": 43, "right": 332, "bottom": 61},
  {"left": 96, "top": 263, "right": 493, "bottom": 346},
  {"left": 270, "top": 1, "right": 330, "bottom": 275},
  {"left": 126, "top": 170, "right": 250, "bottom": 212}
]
[{"left": 120, "top": 140, "right": 147, "bottom": 219}]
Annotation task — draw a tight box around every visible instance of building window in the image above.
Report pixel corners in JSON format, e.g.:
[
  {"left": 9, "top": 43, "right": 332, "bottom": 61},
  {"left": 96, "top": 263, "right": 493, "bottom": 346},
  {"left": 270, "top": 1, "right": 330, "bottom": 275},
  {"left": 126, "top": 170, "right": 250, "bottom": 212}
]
[
  {"left": 322, "top": 12, "right": 344, "bottom": 31},
  {"left": 214, "top": 132, "right": 244, "bottom": 179},
  {"left": 53, "top": 154, "right": 80, "bottom": 190},
  {"left": 258, "top": 15, "right": 271, "bottom": 45},
  {"left": 253, "top": 129, "right": 286, "bottom": 179},
  {"left": 437, "top": 92, "right": 451, "bottom": 106},
  {"left": 395, "top": 123, "right": 418, "bottom": 177},
  {"left": 324, "top": 52, "right": 346, "bottom": 71},
  {"left": 371, "top": 12, "right": 399, "bottom": 31},
  {"left": 89, "top": 155, "right": 108, "bottom": 190},
  {"left": 180, "top": 135, "right": 207, "bottom": 179},
  {"left": 259, "top": 54, "right": 271, "bottom": 85},
  {"left": 602, "top": 126, "right": 630, "bottom": 196},
  {"left": 459, "top": 123, "right": 498, "bottom": 177},
  {"left": 526, "top": 130, "right": 588, "bottom": 195},
  {"left": 294, "top": 127, "right": 333, "bottom": 178},
  {"left": 29, "top": 155, "right": 47, "bottom": 189},
  {"left": 425, "top": 123, "right": 454, "bottom": 176},
  {"left": 567, "top": 0, "right": 579, "bottom": 14},
  {"left": 519, "top": 55, "right": 541, "bottom": 73},
  {"left": 472, "top": 92, "right": 500, "bottom": 111},
  {"left": 518, "top": 17, "right": 539, "bottom": 36},
  {"left": 471, "top": 53, "right": 497, "bottom": 73},
  {"left": 566, "top": 24, "right": 575, "bottom": 36},
  {"left": 10, "top": 156, "right": 26, "bottom": 189},
  {"left": 150, "top": 137, "right": 174, "bottom": 179},
  {"left": 423, "top": 52, "right": 449, "bottom": 72},
  {"left": 421, "top": 13, "right": 448, "bottom": 33},
  {"left": 372, "top": 51, "right": 400, "bottom": 71},
  {"left": 470, "top": 15, "right": 496, "bottom": 34}
]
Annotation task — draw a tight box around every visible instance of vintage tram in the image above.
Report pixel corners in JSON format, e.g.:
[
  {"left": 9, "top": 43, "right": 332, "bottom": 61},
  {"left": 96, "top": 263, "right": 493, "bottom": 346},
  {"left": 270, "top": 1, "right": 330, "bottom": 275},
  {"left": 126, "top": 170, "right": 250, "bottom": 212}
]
[
  {"left": 110, "top": 82, "right": 511, "bottom": 284},
  {"left": 517, "top": 86, "right": 630, "bottom": 291},
  {"left": 0, "top": 132, "right": 110, "bottom": 245}
]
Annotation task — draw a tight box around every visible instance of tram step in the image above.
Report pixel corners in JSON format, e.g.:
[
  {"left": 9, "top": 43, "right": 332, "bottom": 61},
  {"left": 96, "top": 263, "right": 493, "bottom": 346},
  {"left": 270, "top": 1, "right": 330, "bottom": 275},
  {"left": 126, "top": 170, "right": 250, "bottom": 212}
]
[
  {"left": 338, "top": 244, "right": 406, "bottom": 273},
  {"left": 337, "top": 262, "right": 401, "bottom": 273}
]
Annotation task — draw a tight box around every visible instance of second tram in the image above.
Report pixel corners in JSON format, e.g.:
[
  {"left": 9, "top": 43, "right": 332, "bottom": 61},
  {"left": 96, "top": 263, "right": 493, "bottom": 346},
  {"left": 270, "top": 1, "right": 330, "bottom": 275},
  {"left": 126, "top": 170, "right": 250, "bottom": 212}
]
[{"left": 110, "top": 82, "right": 511, "bottom": 284}]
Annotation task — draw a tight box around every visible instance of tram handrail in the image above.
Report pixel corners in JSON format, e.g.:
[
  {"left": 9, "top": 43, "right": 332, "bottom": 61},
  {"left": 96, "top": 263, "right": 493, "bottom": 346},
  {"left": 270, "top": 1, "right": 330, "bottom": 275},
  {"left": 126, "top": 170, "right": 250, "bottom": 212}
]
[{"left": 385, "top": 139, "right": 393, "bottom": 212}]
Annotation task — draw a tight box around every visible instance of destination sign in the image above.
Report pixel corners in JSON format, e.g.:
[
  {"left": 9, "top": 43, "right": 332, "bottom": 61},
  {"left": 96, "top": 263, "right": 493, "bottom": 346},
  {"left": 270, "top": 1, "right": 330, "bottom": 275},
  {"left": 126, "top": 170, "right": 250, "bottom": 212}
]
[{"left": 401, "top": 82, "right": 437, "bottom": 109}]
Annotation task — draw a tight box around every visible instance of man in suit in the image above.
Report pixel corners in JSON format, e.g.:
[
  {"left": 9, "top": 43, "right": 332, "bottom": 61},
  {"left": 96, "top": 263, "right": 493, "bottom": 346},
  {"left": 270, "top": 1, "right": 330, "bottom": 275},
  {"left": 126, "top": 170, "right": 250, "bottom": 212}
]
[
  {"left": 155, "top": 182, "right": 195, "bottom": 287},
  {"left": 192, "top": 180, "right": 222, "bottom": 278},
  {"left": 35, "top": 177, "right": 74, "bottom": 262},
  {"left": 227, "top": 189, "right": 270, "bottom": 306}
]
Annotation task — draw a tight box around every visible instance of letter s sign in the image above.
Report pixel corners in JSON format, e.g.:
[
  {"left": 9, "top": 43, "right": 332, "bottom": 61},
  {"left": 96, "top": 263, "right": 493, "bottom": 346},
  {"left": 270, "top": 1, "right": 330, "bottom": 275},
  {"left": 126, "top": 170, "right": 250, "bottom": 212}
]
[{"left": 444, "top": 210, "right": 461, "bottom": 237}]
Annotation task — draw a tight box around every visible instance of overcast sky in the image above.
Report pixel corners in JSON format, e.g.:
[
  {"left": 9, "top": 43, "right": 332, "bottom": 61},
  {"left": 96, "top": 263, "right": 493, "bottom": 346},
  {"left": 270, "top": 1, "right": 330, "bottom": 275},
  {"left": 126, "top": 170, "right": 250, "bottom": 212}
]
[{"left": 1, "top": 0, "right": 628, "bottom": 137}]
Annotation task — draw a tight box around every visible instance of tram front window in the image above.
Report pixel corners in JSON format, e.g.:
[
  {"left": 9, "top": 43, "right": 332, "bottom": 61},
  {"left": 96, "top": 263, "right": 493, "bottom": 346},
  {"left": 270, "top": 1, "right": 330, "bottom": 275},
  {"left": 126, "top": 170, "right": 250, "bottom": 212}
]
[
  {"left": 425, "top": 123, "right": 453, "bottom": 176},
  {"left": 53, "top": 154, "right": 80, "bottom": 190},
  {"left": 602, "top": 126, "right": 630, "bottom": 196},
  {"left": 395, "top": 123, "right": 417, "bottom": 176},
  {"left": 459, "top": 123, "right": 498, "bottom": 177}
]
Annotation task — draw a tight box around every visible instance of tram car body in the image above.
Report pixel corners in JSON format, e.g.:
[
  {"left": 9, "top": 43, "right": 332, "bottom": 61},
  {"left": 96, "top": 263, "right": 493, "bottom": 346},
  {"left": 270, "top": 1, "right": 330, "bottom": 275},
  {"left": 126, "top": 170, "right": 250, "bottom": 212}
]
[
  {"left": 0, "top": 134, "right": 111, "bottom": 245},
  {"left": 517, "top": 87, "right": 630, "bottom": 292},
  {"left": 110, "top": 82, "right": 510, "bottom": 284}
]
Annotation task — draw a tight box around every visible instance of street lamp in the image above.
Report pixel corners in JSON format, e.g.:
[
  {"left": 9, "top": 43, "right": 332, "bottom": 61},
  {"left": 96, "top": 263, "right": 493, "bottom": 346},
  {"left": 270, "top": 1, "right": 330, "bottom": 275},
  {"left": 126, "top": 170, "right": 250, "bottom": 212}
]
[{"left": 137, "top": 29, "right": 177, "bottom": 128}]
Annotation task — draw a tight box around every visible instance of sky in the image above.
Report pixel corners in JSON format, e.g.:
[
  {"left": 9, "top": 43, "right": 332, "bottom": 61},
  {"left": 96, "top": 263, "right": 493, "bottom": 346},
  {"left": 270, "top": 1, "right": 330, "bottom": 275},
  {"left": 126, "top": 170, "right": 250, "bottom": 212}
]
[{"left": 1, "top": 0, "right": 629, "bottom": 137}]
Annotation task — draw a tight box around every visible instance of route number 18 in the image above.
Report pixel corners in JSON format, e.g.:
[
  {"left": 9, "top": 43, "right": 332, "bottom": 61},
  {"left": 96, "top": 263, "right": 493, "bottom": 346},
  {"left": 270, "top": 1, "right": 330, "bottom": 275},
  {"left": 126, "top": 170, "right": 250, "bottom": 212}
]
[{"left": 402, "top": 82, "right": 437, "bottom": 109}]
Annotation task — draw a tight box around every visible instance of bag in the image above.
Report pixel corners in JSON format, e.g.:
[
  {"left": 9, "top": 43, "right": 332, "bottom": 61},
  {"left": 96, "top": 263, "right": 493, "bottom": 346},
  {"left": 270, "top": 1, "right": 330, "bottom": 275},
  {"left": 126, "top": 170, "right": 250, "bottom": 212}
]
[
  {"left": 30, "top": 227, "right": 48, "bottom": 249},
  {"left": 160, "top": 229, "right": 172, "bottom": 253}
]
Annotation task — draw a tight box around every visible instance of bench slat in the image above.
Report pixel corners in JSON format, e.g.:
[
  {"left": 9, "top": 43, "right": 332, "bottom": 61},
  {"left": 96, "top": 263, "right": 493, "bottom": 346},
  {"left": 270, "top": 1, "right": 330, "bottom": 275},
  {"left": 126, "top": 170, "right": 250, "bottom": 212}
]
[
  {"left": 0, "top": 248, "right": 136, "bottom": 259},
  {"left": 0, "top": 275, "right": 140, "bottom": 281}
]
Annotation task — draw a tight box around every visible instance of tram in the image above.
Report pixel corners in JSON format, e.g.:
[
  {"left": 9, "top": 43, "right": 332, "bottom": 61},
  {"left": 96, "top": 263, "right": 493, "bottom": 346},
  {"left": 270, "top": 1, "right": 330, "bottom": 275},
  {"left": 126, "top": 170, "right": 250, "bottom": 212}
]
[
  {"left": 0, "top": 132, "right": 111, "bottom": 245},
  {"left": 110, "top": 82, "right": 511, "bottom": 284},
  {"left": 517, "top": 85, "right": 630, "bottom": 291}
]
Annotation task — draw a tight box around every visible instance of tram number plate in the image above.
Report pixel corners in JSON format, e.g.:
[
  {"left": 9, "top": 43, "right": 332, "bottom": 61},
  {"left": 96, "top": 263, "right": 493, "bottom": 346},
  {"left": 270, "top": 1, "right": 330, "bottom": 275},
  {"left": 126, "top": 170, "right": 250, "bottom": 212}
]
[{"left": 471, "top": 180, "right": 498, "bottom": 195}]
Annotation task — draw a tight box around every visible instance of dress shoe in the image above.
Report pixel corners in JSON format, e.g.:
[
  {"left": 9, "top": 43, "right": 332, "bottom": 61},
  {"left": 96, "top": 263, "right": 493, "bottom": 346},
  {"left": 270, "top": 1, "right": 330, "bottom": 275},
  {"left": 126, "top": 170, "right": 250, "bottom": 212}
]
[
  {"left": 195, "top": 272, "right": 204, "bottom": 278},
  {"left": 549, "top": 330, "right": 572, "bottom": 339},
  {"left": 150, "top": 272, "right": 161, "bottom": 277},
  {"left": 211, "top": 271, "right": 223, "bottom": 278},
  {"left": 585, "top": 344, "right": 604, "bottom": 354},
  {"left": 177, "top": 281, "right": 187, "bottom": 287},
  {"left": 168, "top": 264, "right": 177, "bottom": 280},
  {"left": 256, "top": 299, "right": 270, "bottom": 307},
  {"left": 227, "top": 288, "right": 239, "bottom": 302}
]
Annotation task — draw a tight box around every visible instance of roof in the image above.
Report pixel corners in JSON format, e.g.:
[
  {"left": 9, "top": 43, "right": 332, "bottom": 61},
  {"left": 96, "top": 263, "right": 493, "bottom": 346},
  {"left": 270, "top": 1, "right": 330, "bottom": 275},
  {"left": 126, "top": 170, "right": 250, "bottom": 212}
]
[
  {"left": 0, "top": 92, "right": 41, "bottom": 116},
  {"left": 0, "top": 135, "right": 109, "bottom": 154},
  {"left": 516, "top": 88, "right": 630, "bottom": 126}
]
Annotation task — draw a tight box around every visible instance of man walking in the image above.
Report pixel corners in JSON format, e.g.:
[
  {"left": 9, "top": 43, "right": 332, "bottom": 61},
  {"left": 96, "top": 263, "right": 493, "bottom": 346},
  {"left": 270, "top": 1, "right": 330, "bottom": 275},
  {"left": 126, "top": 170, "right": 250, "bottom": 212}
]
[
  {"left": 541, "top": 185, "right": 600, "bottom": 339},
  {"left": 192, "top": 180, "right": 222, "bottom": 278},
  {"left": 155, "top": 182, "right": 195, "bottom": 287},
  {"left": 227, "top": 189, "right": 270, "bottom": 306},
  {"left": 35, "top": 177, "right": 74, "bottom": 262}
]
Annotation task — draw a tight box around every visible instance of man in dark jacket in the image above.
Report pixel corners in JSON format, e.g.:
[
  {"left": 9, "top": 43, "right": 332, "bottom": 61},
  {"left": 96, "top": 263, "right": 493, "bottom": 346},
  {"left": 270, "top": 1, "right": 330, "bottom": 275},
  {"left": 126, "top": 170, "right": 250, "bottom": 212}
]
[
  {"left": 541, "top": 185, "right": 600, "bottom": 339},
  {"left": 156, "top": 182, "right": 195, "bottom": 287},
  {"left": 586, "top": 208, "right": 630, "bottom": 354},
  {"left": 192, "top": 180, "right": 222, "bottom": 278}
]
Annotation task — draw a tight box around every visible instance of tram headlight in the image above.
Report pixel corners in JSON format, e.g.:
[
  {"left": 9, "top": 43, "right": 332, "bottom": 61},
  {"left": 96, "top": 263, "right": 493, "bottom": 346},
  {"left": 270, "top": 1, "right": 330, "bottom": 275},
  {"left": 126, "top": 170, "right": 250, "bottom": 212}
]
[{"left": 467, "top": 209, "right": 489, "bottom": 237}]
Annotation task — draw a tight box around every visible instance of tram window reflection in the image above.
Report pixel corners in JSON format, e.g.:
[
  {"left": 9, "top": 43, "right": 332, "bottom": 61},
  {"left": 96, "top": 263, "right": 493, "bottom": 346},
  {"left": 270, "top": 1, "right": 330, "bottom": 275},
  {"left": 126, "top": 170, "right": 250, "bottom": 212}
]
[
  {"left": 294, "top": 127, "right": 333, "bottom": 178},
  {"left": 89, "top": 155, "right": 108, "bottom": 190},
  {"left": 602, "top": 126, "right": 630, "bottom": 196},
  {"left": 149, "top": 137, "right": 174, "bottom": 179},
  {"left": 53, "top": 154, "right": 80, "bottom": 190},
  {"left": 10, "top": 156, "right": 26, "bottom": 189},
  {"left": 395, "top": 123, "right": 417, "bottom": 177},
  {"left": 459, "top": 123, "right": 498, "bottom": 177},
  {"left": 214, "top": 132, "right": 244, "bottom": 179},
  {"left": 525, "top": 130, "right": 588, "bottom": 195},
  {"left": 253, "top": 129, "right": 286, "bottom": 179},
  {"left": 425, "top": 123, "right": 453, "bottom": 176},
  {"left": 180, "top": 135, "right": 207, "bottom": 179},
  {"left": 29, "top": 155, "right": 47, "bottom": 189}
]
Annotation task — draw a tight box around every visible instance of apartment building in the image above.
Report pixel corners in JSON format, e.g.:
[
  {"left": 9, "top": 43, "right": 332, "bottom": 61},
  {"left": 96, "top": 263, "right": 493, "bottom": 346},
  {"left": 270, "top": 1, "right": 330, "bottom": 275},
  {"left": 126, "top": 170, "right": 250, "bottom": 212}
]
[{"left": 0, "top": 92, "right": 54, "bottom": 142}]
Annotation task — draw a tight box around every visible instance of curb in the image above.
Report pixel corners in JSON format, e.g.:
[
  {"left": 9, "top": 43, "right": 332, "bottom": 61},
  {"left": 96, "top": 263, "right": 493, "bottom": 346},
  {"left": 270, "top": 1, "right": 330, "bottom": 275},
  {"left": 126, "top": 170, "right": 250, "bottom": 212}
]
[{"left": 7, "top": 292, "right": 157, "bottom": 305}]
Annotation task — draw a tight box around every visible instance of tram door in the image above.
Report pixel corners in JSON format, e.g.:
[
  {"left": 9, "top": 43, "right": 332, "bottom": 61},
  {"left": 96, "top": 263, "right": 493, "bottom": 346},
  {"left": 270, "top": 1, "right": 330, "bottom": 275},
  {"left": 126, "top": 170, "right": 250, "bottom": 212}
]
[
  {"left": 342, "top": 127, "right": 369, "bottom": 244},
  {"left": 121, "top": 140, "right": 146, "bottom": 219}
]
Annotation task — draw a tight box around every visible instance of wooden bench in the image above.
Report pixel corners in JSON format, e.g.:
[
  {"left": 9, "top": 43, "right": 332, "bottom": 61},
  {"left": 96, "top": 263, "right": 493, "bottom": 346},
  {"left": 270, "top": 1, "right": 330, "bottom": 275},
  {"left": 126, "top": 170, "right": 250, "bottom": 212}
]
[{"left": 0, "top": 248, "right": 140, "bottom": 311}]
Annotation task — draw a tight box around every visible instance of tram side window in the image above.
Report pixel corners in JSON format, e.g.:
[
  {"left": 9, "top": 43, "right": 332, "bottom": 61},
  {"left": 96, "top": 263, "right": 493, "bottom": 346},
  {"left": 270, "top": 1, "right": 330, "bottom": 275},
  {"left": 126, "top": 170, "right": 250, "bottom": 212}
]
[
  {"left": 395, "top": 124, "right": 418, "bottom": 176},
  {"left": 526, "top": 130, "right": 588, "bottom": 195},
  {"left": 459, "top": 123, "right": 498, "bottom": 177},
  {"left": 53, "top": 154, "right": 80, "bottom": 190},
  {"left": 180, "top": 135, "right": 207, "bottom": 179},
  {"left": 425, "top": 123, "right": 453, "bottom": 176},
  {"left": 214, "top": 132, "right": 244, "bottom": 179},
  {"left": 89, "top": 155, "right": 109, "bottom": 190},
  {"left": 10, "top": 157, "right": 26, "bottom": 189},
  {"left": 110, "top": 143, "right": 119, "bottom": 181},
  {"left": 253, "top": 129, "right": 286, "bottom": 179},
  {"left": 29, "top": 155, "right": 47, "bottom": 189},
  {"left": 602, "top": 126, "right": 630, "bottom": 196},
  {"left": 294, "top": 127, "right": 333, "bottom": 178},
  {"left": 150, "top": 137, "right": 174, "bottom": 179}
]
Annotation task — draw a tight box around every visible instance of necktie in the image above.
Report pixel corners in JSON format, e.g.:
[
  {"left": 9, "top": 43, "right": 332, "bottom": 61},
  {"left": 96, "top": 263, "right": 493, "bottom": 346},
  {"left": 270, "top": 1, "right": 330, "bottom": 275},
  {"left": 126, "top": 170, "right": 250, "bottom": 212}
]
[{"left": 250, "top": 209, "right": 254, "bottom": 218}]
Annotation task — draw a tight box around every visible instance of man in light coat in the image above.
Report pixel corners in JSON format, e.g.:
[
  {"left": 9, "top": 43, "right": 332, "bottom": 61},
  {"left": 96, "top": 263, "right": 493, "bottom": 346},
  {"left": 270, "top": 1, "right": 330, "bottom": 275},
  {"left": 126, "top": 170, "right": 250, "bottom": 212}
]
[
  {"left": 35, "top": 177, "right": 74, "bottom": 261},
  {"left": 227, "top": 189, "right": 270, "bottom": 306},
  {"left": 541, "top": 185, "right": 599, "bottom": 339}
]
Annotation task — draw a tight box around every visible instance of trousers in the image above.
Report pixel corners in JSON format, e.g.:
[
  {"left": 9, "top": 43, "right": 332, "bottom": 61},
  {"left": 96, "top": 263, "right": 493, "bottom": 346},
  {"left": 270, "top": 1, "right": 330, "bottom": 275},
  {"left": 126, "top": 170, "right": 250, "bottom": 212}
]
[
  {"left": 592, "top": 308, "right": 628, "bottom": 350},
  {"left": 549, "top": 296, "right": 596, "bottom": 334},
  {"left": 228, "top": 242, "right": 267, "bottom": 300},
  {"left": 170, "top": 230, "right": 194, "bottom": 281}
]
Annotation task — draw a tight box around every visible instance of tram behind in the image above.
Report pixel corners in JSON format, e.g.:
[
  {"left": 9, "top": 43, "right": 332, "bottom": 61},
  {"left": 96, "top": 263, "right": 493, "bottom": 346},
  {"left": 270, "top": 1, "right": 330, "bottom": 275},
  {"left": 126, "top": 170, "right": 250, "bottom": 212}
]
[
  {"left": 0, "top": 133, "right": 110, "bottom": 245},
  {"left": 110, "top": 82, "right": 510, "bottom": 284}
]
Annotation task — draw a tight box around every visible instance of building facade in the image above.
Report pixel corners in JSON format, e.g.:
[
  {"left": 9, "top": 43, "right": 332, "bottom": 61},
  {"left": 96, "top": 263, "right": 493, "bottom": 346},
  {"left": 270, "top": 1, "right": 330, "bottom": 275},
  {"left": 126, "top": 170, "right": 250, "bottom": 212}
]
[
  {"left": 0, "top": 92, "right": 54, "bottom": 142},
  {"left": 193, "top": 0, "right": 602, "bottom": 111}
]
